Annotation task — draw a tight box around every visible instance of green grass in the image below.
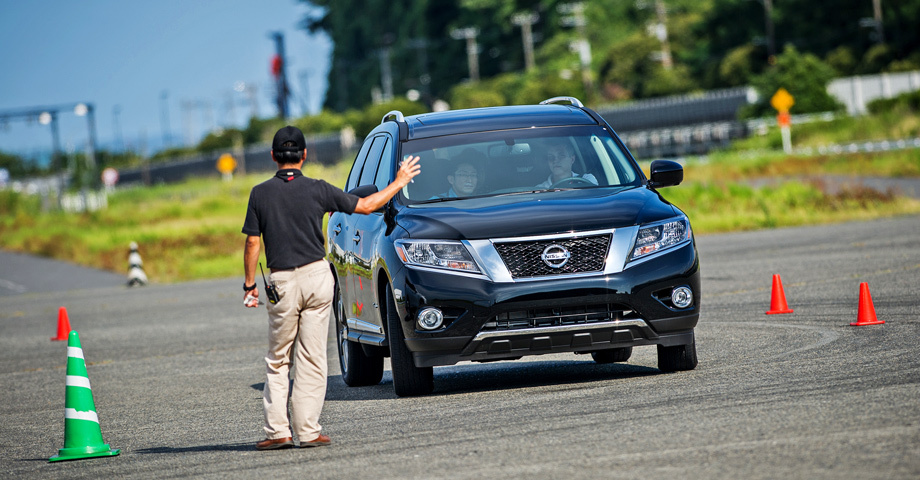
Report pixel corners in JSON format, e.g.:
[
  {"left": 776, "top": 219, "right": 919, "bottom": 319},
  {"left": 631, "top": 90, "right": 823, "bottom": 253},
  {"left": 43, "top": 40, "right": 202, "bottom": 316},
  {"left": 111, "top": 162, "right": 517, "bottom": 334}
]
[
  {"left": 732, "top": 107, "right": 920, "bottom": 151},
  {"left": 658, "top": 180, "right": 918, "bottom": 233},
  {"left": 0, "top": 160, "right": 352, "bottom": 282},
  {"left": 2, "top": 125, "right": 920, "bottom": 283}
]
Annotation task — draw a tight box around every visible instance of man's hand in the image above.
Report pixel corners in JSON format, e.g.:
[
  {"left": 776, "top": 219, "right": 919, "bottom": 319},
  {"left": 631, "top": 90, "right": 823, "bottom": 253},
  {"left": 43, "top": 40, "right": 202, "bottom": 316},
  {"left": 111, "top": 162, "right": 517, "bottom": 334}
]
[
  {"left": 354, "top": 155, "right": 422, "bottom": 214},
  {"left": 244, "top": 289, "right": 261, "bottom": 308},
  {"left": 396, "top": 155, "right": 421, "bottom": 187}
]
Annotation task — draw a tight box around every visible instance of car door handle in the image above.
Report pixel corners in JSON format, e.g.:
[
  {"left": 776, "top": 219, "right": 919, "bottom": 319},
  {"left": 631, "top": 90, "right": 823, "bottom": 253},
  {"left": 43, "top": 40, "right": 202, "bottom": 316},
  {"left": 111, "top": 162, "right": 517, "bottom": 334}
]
[
  {"left": 353, "top": 232, "right": 361, "bottom": 243},
  {"left": 333, "top": 224, "right": 342, "bottom": 235}
]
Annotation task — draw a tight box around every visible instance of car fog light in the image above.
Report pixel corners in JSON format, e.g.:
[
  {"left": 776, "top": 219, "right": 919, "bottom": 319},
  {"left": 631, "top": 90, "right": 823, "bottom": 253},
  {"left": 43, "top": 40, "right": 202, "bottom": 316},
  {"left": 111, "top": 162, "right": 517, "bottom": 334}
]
[
  {"left": 671, "top": 286, "right": 693, "bottom": 309},
  {"left": 417, "top": 307, "right": 444, "bottom": 330}
]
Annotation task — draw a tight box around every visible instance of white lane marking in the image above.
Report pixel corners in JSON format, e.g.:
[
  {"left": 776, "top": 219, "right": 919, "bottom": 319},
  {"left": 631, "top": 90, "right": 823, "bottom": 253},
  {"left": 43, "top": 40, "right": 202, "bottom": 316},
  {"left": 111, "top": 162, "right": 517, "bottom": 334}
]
[{"left": 0, "top": 278, "right": 27, "bottom": 293}]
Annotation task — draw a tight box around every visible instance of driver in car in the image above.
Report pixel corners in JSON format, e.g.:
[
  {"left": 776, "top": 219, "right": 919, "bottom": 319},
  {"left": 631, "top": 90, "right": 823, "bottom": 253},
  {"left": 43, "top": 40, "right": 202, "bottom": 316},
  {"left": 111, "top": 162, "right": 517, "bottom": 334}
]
[{"left": 536, "top": 142, "right": 597, "bottom": 189}]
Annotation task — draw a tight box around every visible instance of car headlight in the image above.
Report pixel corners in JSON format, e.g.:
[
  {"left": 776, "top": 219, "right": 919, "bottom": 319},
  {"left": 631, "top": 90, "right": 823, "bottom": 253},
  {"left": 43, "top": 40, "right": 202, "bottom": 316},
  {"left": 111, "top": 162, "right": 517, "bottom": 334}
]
[
  {"left": 629, "top": 217, "right": 691, "bottom": 261},
  {"left": 395, "top": 240, "right": 481, "bottom": 273}
]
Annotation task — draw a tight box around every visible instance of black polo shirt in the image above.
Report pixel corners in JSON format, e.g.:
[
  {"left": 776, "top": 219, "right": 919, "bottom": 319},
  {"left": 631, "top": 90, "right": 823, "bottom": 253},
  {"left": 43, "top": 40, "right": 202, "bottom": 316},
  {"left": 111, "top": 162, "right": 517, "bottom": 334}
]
[{"left": 242, "top": 169, "right": 359, "bottom": 270}]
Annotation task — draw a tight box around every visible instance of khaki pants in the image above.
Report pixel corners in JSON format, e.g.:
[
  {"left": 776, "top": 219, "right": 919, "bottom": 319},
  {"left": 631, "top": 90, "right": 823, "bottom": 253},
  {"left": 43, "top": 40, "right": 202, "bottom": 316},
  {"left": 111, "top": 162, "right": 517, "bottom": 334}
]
[{"left": 262, "top": 260, "right": 334, "bottom": 441}]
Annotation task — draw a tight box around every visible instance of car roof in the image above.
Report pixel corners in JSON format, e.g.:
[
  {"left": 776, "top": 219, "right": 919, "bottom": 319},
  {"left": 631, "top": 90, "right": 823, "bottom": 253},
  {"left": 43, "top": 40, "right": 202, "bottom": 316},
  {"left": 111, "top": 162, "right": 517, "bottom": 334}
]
[{"left": 403, "top": 104, "right": 600, "bottom": 140}]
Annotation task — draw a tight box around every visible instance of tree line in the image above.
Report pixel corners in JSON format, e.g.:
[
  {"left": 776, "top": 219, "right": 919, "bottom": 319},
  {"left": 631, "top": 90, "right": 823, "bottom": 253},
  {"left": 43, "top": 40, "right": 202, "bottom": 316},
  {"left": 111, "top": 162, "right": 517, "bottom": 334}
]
[
  {"left": 3, "top": 0, "right": 918, "bottom": 182},
  {"left": 303, "top": 0, "right": 919, "bottom": 111}
]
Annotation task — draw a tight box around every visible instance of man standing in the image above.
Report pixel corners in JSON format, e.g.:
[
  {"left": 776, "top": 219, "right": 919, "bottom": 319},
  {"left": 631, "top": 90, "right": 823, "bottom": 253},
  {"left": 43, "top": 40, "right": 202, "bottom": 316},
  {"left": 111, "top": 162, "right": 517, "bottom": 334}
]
[{"left": 242, "top": 126, "right": 420, "bottom": 450}]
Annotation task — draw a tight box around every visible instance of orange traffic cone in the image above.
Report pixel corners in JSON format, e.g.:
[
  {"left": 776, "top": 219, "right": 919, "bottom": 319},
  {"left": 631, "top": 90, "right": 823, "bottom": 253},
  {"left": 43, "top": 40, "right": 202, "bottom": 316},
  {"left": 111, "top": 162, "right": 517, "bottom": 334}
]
[
  {"left": 851, "top": 282, "right": 884, "bottom": 326},
  {"left": 52, "top": 307, "right": 72, "bottom": 341},
  {"left": 766, "top": 274, "right": 794, "bottom": 315}
]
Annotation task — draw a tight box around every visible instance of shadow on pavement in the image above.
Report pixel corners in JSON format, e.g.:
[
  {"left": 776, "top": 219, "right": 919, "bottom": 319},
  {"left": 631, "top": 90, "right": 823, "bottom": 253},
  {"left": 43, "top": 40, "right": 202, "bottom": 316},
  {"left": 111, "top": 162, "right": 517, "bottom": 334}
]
[
  {"left": 136, "top": 442, "right": 254, "bottom": 454},
  {"left": 324, "top": 359, "right": 663, "bottom": 401}
]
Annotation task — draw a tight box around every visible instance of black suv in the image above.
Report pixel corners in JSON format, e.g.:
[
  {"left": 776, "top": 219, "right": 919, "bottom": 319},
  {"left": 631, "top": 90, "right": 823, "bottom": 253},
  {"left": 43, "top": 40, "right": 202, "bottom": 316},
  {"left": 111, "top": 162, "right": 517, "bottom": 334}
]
[{"left": 327, "top": 97, "right": 699, "bottom": 396}]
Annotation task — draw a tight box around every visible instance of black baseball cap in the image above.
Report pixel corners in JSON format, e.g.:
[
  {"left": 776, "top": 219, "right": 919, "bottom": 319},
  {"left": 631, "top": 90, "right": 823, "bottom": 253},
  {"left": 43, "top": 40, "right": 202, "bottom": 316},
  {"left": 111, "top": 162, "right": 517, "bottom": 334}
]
[{"left": 272, "top": 126, "right": 306, "bottom": 151}]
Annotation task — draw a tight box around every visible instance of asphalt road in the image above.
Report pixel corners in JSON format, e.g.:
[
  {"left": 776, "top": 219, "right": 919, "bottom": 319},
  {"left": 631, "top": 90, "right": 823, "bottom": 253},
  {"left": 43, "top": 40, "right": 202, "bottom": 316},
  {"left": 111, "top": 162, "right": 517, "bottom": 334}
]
[
  {"left": 1, "top": 215, "right": 918, "bottom": 479},
  {"left": 0, "top": 250, "right": 125, "bottom": 296}
]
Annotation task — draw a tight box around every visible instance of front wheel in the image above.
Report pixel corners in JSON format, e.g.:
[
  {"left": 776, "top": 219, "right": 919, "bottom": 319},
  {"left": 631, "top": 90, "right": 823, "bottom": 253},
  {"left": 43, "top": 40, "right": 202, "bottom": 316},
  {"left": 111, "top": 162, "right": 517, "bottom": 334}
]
[
  {"left": 335, "top": 284, "right": 383, "bottom": 386},
  {"left": 657, "top": 337, "right": 698, "bottom": 372},
  {"left": 591, "top": 347, "right": 632, "bottom": 364},
  {"left": 385, "top": 288, "right": 433, "bottom": 396}
]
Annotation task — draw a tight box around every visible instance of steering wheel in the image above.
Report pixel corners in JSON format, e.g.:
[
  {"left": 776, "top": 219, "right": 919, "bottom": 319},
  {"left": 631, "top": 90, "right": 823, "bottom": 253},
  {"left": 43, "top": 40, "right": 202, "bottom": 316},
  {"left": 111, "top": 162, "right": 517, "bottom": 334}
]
[{"left": 550, "top": 176, "right": 595, "bottom": 188}]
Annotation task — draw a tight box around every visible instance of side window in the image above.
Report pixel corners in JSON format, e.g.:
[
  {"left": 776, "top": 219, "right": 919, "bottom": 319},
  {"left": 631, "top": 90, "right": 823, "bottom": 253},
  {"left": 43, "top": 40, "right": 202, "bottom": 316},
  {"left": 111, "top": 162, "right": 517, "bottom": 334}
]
[
  {"left": 345, "top": 137, "right": 375, "bottom": 191},
  {"left": 373, "top": 137, "right": 394, "bottom": 192},
  {"left": 358, "top": 136, "right": 386, "bottom": 187}
]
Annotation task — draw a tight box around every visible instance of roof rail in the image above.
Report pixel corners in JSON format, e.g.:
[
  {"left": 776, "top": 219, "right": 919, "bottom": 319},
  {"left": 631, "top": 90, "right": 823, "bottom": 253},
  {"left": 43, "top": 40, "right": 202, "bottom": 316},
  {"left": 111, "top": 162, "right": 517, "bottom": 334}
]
[
  {"left": 381, "top": 110, "right": 405, "bottom": 124},
  {"left": 539, "top": 96, "right": 584, "bottom": 108}
]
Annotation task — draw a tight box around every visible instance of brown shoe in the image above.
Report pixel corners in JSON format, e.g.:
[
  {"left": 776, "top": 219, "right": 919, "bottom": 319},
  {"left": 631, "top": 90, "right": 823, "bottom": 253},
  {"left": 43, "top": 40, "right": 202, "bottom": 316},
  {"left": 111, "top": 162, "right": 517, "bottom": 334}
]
[
  {"left": 256, "top": 437, "right": 293, "bottom": 450},
  {"left": 300, "top": 434, "right": 331, "bottom": 448}
]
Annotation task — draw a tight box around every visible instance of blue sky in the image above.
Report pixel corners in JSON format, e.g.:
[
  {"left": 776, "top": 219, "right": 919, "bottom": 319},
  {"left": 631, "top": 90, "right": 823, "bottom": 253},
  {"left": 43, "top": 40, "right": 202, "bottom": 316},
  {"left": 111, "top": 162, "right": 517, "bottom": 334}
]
[{"left": 0, "top": 0, "right": 331, "bottom": 160}]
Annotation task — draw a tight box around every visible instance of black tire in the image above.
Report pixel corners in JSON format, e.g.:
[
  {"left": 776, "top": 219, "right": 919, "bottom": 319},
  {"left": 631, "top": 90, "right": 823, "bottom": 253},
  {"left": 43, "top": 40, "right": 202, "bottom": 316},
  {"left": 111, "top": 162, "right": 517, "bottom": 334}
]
[
  {"left": 385, "top": 288, "right": 433, "bottom": 396},
  {"left": 335, "top": 284, "right": 384, "bottom": 387},
  {"left": 591, "top": 347, "right": 633, "bottom": 364},
  {"left": 657, "top": 337, "right": 698, "bottom": 372}
]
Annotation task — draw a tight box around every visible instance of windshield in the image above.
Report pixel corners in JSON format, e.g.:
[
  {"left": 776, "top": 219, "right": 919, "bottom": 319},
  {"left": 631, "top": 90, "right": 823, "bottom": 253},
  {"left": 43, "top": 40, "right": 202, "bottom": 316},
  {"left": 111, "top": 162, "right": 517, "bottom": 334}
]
[{"left": 399, "top": 125, "right": 642, "bottom": 203}]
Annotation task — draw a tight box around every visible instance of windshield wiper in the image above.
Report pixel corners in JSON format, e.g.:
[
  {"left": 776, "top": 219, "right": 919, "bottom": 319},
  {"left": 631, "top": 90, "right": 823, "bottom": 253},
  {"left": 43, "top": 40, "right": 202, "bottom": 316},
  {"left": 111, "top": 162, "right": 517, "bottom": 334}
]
[{"left": 416, "top": 196, "right": 464, "bottom": 204}]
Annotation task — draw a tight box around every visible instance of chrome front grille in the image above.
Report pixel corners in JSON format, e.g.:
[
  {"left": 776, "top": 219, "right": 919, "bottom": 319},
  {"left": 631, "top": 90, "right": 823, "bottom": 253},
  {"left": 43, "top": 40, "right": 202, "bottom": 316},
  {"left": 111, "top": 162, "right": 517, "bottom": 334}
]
[
  {"left": 481, "top": 303, "right": 633, "bottom": 331},
  {"left": 493, "top": 234, "right": 611, "bottom": 278}
]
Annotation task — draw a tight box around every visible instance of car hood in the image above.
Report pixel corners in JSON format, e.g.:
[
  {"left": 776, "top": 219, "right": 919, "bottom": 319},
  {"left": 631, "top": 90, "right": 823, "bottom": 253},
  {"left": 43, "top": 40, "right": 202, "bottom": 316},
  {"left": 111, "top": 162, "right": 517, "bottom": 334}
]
[{"left": 396, "top": 187, "right": 679, "bottom": 239}]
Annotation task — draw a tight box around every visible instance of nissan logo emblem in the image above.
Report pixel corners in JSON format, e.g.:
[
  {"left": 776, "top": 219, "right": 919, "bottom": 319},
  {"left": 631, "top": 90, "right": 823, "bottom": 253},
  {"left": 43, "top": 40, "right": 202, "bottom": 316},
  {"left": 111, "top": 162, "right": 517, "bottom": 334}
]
[{"left": 541, "top": 244, "right": 570, "bottom": 269}]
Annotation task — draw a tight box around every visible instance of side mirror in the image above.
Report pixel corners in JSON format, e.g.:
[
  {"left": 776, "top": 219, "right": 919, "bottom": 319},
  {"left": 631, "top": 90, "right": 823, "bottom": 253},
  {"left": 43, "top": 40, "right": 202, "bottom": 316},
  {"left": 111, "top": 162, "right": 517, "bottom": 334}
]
[
  {"left": 348, "top": 184, "right": 379, "bottom": 198},
  {"left": 648, "top": 160, "right": 683, "bottom": 188}
]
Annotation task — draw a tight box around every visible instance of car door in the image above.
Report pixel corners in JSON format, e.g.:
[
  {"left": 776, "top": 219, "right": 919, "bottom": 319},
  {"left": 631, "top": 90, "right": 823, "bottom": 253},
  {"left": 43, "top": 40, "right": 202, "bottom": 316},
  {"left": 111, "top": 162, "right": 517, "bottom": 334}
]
[
  {"left": 329, "top": 138, "right": 378, "bottom": 335},
  {"left": 351, "top": 134, "right": 393, "bottom": 335}
]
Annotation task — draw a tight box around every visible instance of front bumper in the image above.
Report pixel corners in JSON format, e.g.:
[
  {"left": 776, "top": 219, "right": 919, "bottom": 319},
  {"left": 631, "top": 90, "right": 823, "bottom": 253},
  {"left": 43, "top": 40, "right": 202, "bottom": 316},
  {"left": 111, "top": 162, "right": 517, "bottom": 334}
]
[{"left": 393, "top": 241, "right": 700, "bottom": 367}]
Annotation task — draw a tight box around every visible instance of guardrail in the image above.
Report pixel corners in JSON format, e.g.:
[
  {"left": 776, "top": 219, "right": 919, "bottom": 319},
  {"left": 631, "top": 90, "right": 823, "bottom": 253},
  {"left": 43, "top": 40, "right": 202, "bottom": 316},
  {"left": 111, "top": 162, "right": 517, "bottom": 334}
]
[{"left": 116, "top": 132, "right": 347, "bottom": 186}]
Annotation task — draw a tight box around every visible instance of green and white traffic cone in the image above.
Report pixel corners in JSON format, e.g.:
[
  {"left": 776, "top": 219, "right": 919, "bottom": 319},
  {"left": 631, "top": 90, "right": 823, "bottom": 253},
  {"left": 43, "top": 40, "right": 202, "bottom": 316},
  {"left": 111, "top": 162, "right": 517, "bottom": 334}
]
[{"left": 49, "top": 331, "right": 120, "bottom": 462}]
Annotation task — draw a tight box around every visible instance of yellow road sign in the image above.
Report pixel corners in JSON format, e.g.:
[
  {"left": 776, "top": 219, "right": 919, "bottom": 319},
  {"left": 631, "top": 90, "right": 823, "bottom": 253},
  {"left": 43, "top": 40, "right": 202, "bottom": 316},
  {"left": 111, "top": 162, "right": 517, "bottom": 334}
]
[
  {"left": 216, "top": 153, "right": 237, "bottom": 174},
  {"left": 770, "top": 88, "right": 795, "bottom": 113}
]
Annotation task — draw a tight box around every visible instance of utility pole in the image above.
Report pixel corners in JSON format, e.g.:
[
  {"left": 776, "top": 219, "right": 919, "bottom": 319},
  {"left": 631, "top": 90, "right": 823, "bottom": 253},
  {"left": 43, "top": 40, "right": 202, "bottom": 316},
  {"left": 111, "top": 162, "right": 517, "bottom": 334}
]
[
  {"left": 112, "top": 105, "right": 124, "bottom": 153},
  {"left": 74, "top": 103, "right": 98, "bottom": 189},
  {"left": 378, "top": 46, "right": 394, "bottom": 103},
  {"left": 763, "top": 0, "right": 776, "bottom": 61},
  {"left": 159, "top": 90, "right": 172, "bottom": 148},
  {"left": 451, "top": 27, "right": 480, "bottom": 83},
  {"left": 182, "top": 100, "right": 195, "bottom": 146},
  {"left": 653, "top": 0, "right": 673, "bottom": 69},
  {"left": 512, "top": 12, "right": 539, "bottom": 72},
  {"left": 246, "top": 83, "right": 260, "bottom": 120},
  {"left": 48, "top": 112, "right": 61, "bottom": 173},
  {"left": 872, "top": 0, "right": 885, "bottom": 43},
  {"left": 201, "top": 100, "right": 216, "bottom": 134},
  {"left": 270, "top": 32, "right": 290, "bottom": 119},
  {"left": 408, "top": 38, "right": 432, "bottom": 105},
  {"left": 860, "top": 0, "right": 885, "bottom": 44},
  {"left": 224, "top": 91, "right": 237, "bottom": 127},
  {"left": 298, "top": 70, "right": 311, "bottom": 115},
  {"left": 559, "top": 3, "right": 593, "bottom": 99}
]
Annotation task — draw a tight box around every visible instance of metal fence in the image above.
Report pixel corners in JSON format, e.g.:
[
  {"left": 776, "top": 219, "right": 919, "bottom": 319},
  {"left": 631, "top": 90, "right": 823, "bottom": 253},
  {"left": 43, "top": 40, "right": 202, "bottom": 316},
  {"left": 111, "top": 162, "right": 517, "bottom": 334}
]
[
  {"left": 117, "top": 131, "right": 348, "bottom": 186},
  {"left": 595, "top": 87, "right": 755, "bottom": 133},
  {"left": 828, "top": 70, "right": 920, "bottom": 115},
  {"left": 595, "top": 87, "right": 756, "bottom": 159}
]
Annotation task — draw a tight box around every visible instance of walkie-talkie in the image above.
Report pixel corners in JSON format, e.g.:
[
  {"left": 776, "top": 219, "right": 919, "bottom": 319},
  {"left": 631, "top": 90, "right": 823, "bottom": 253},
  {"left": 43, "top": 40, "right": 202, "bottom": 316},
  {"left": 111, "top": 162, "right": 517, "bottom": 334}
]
[{"left": 260, "top": 263, "right": 280, "bottom": 304}]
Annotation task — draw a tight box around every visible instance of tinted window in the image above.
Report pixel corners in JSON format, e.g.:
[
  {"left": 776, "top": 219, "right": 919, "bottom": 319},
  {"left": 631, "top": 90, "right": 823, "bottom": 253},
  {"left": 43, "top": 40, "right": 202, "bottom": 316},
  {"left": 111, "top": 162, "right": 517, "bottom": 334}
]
[
  {"left": 374, "top": 137, "right": 394, "bottom": 192},
  {"left": 345, "top": 139, "right": 374, "bottom": 191},
  {"left": 358, "top": 136, "right": 387, "bottom": 187}
]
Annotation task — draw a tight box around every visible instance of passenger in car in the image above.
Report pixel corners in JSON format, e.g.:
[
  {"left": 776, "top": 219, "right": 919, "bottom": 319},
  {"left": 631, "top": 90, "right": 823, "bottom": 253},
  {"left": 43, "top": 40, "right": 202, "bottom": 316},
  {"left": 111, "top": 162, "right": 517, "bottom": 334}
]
[
  {"left": 536, "top": 142, "right": 598, "bottom": 188},
  {"left": 432, "top": 148, "right": 484, "bottom": 198}
]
